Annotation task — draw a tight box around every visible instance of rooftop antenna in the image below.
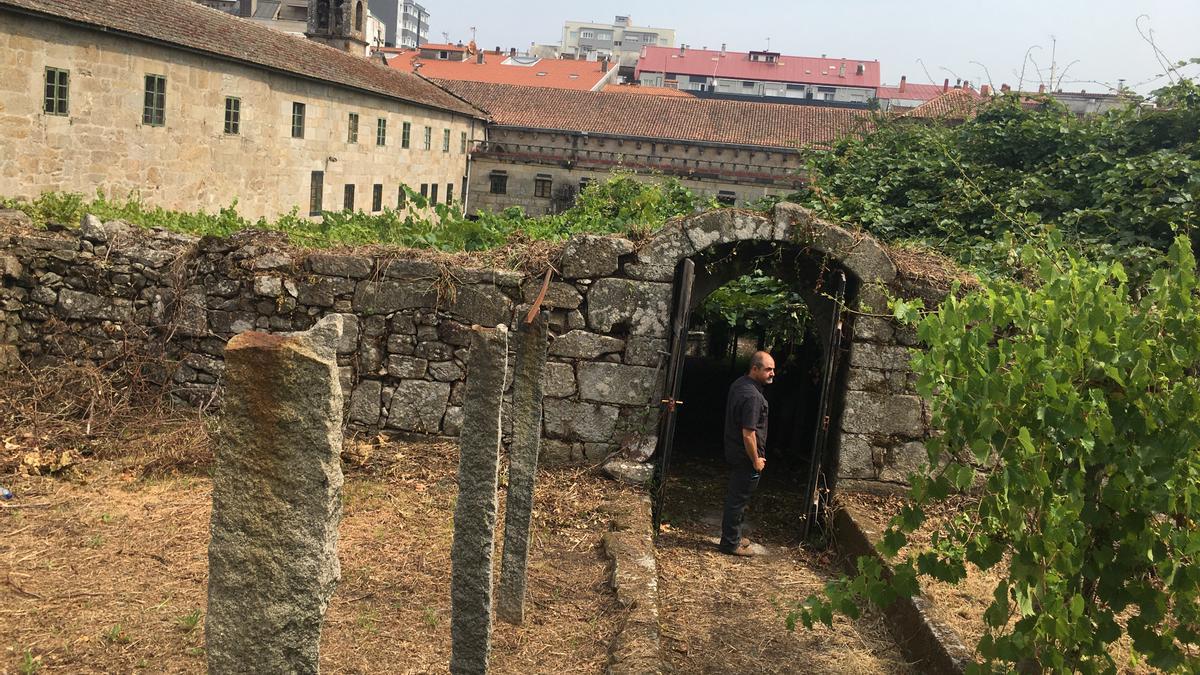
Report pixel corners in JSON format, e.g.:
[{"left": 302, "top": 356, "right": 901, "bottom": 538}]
[
  {"left": 470, "top": 26, "right": 477, "bottom": 43},
  {"left": 766, "top": 37, "right": 771, "bottom": 51},
  {"left": 441, "top": 31, "right": 449, "bottom": 43}
]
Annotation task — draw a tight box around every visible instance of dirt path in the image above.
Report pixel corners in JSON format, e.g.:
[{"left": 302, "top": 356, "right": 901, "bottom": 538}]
[
  {"left": 656, "top": 459, "right": 912, "bottom": 674},
  {"left": 0, "top": 441, "right": 630, "bottom": 674}
]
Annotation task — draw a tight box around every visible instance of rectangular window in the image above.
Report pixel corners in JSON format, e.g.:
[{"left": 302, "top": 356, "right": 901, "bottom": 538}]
[
  {"left": 460, "top": 131, "right": 468, "bottom": 153},
  {"left": 291, "top": 101, "right": 305, "bottom": 138},
  {"left": 579, "top": 177, "right": 592, "bottom": 192},
  {"left": 716, "top": 190, "right": 736, "bottom": 205},
  {"left": 423, "top": 126, "right": 432, "bottom": 150},
  {"left": 534, "top": 174, "right": 552, "bottom": 199},
  {"left": 309, "top": 171, "right": 324, "bottom": 215},
  {"left": 223, "top": 96, "right": 241, "bottom": 135},
  {"left": 43, "top": 67, "right": 69, "bottom": 116},
  {"left": 398, "top": 186, "right": 407, "bottom": 208},
  {"left": 347, "top": 112, "right": 359, "bottom": 143},
  {"left": 343, "top": 183, "right": 355, "bottom": 211},
  {"left": 442, "top": 128, "right": 451, "bottom": 152},
  {"left": 489, "top": 171, "right": 507, "bottom": 194},
  {"left": 742, "top": 80, "right": 756, "bottom": 88},
  {"left": 142, "top": 74, "right": 166, "bottom": 126},
  {"left": 376, "top": 118, "right": 387, "bottom": 146},
  {"left": 402, "top": 121, "right": 411, "bottom": 148},
  {"left": 419, "top": 183, "right": 428, "bottom": 198},
  {"left": 372, "top": 184, "right": 383, "bottom": 211},
  {"left": 430, "top": 183, "right": 439, "bottom": 204},
  {"left": 446, "top": 183, "right": 453, "bottom": 203}
]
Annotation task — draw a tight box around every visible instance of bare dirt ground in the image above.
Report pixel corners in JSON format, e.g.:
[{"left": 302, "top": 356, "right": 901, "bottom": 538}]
[
  {"left": 1, "top": 432, "right": 630, "bottom": 674},
  {"left": 656, "top": 459, "right": 913, "bottom": 674}
]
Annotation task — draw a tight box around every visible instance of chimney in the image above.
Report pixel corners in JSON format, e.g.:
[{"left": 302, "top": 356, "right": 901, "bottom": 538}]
[
  {"left": 942, "top": 78, "right": 949, "bottom": 92},
  {"left": 1038, "top": 83, "right": 1046, "bottom": 94},
  {"left": 856, "top": 63, "right": 865, "bottom": 76},
  {"left": 1001, "top": 83, "right": 1011, "bottom": 93},
  {"left": 838, "top": 62, "right": 845, "bottom": 78},
  {"left": 899, "top": 75, "right": 907, "bottom": 92},
  {"left": 980, "top": 84, "right": 991, "bottom": 96},
  {"left": 495, "top": 45, "right": 500, "bottom": 53},
  {"left": 679, "top": 44, "right": 686, "bottom": 56},
  {"left": 720, "top": 43, "right": 726, "bottom": 55},
  {"left": 477, "top": 51, "right": 484, "bottom": 64},
  {"left": 599, "top": 56, "right": 609, "bottom": 72},
  {"left": 955, "top": 78, "right": 961, "bottom": 88},
  {"left": 510, "top": 47, "right": 516, "bottom": 57}
]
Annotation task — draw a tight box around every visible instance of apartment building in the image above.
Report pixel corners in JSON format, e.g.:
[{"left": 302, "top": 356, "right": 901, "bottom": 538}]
[
  {"left": 560, "top": 15, "right": 674, "bottom": 70},
  {"left": 636, "top": 45, "right": 880, "bottom": 104}
]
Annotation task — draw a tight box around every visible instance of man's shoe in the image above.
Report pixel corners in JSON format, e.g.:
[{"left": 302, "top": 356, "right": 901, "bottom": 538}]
[{"left": 720, "top": 542, "right": 757, "bottom": 557}]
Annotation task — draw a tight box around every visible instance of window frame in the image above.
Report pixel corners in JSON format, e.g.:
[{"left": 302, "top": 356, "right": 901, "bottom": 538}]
[
  {"left": 372, "top": 183, "right": 383, "bottom": 212},
  {"left": 43, "top": 67, "right": 69, "bottom": 116},
  {"left": 402, "top": 121, "right": 411, "bottom": 148},
  {"left": 430, "top": 183, "right": 439, "bottom": 204},
  {"left": 376, "top": 117, "right": 387, "bottom": 146},
  {"left": 142, "top": 74, "right": 167, "bottom": 126},
  {"left": 423, "top": 126, "right": 432, "bottom": 150},
  {"left": 223, "top": 96, "right": 241, "bottom": 135},
  {"left": 343, "top": 183, "right": 355, "bottom": 211},
  {"left": 291, "top": 101, "right": 306, "bottom": 139},
  {"left": 442, "top": 128, "right": 451, "bottom": 152},
  {"left": 489, "top": 171, "right": 508, "bottom": 194},
  {"left": 445, "top": 183, "right": 453, "bottom": 203},
  {"left": 534, "top": 174, "right": 553, "bottom": 199},
  {"left": 347, "top": 112, "right": 359, "bottom": 143},
  {"left": 309, "top": 170, "right": 324, "bottom": 216},
  {"left": 460, "top": 131, "right": 468, "bottom": 153}
]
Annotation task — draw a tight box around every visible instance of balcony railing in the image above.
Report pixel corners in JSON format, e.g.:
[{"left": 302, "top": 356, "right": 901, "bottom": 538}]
[{"left": 470, "top": 141, "right": 803, "bottom": 187}]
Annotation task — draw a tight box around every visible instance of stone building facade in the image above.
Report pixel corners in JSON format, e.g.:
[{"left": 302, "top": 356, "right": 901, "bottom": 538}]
[
  {"left": 468, "top": 127, "right": 807, "bottom": 215},
  {"left": 0, "top": 0, "right": 484, "bottom": 221},
  {"left": 1, "top": 203, "right": 941, "bottom": 486},
  {"left": 436, "top": 80, "right": 871, "bottom": 216}
]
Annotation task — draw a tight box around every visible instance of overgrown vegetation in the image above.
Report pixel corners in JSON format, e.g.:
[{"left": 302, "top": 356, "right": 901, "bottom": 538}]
[
  {"left": 788, "top": 80, "right": 1200, "bottom": 673},
  {"left": 787, "top": 80, "right": 1200, "bottom": 282},
  {"left": 1, "top": 173, "right": 709, "bottom": 251}
]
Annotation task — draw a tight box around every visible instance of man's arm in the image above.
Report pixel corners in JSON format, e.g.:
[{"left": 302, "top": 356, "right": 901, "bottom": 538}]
[{"left": 741, "top": 428, "right": 765, "bottom": 471}]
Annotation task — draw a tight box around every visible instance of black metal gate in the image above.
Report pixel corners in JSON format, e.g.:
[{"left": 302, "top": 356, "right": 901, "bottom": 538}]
[
  {"left": 800, "top": 270, "right": 847, "bottom": 540},
  {"left": 652, "top": 258, "right": 695, "bottom": 534}
]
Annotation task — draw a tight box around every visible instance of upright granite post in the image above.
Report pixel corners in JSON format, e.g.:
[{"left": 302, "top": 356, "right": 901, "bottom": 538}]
[
  {"left": 206, "top": 315, "right": 345, "bottom": 675},
  {"left": 451, "top": 325, "right": 509, "bottom": 675},
  {"left": 496, "top": 315, "right": 548, "bottom": 625}
]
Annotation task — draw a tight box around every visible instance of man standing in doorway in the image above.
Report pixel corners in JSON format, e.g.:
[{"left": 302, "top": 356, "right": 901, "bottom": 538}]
[{"left": 719, "top": 351, "right": 774, "bottom": 556}]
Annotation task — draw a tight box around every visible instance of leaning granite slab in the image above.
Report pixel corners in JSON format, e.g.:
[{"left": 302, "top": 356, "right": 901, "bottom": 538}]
[
  {"left": 206, "top": 314, "right": 345, "bottom": 675},
  {"left": 600, "top": 493, "right": 663, "bottom": 675},
  {"left": 833, "top": 501, "right": 973, "bottom": 674}
]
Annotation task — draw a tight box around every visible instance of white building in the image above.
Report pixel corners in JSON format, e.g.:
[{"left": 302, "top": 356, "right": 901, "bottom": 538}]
[{"left": 560, "top": 15, "right": 674, "bottom": 69}]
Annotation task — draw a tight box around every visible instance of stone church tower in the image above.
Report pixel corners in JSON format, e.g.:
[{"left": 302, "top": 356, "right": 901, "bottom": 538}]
[{"left": 305, "top": 0, "right": 368, "bottom": 54}]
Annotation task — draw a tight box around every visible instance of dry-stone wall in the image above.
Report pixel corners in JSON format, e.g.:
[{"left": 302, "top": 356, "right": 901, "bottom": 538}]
[{"left": 0, "top": 203, "right": 946, "bottom": 485}]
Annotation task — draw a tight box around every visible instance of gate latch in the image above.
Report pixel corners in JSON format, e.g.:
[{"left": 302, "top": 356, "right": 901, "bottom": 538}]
[{"left": 661, "top": 398, "right": 684, "bottom": 412}]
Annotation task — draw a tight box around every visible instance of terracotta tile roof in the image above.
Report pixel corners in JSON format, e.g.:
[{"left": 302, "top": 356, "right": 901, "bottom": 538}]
[
  {"left": 384, "top": 50, "right": 611, "bottom": 91},
  {"left": 635, "top": 45, "right": 880, "bottom": 89},
  {"left": 876, "top": 82, "right": 950, "bottom": 102},
  {"left": 437, "top": 80, "right": 872, "bottom": 150},
  {"left": 602, "top": 84, "right": 696, "bottom": 98},
  {"left": 0, "top": 0, "right": 485, "bottom": 118},
  {"left": 904, "top": 88, "right": 985, "bottom": 120}
]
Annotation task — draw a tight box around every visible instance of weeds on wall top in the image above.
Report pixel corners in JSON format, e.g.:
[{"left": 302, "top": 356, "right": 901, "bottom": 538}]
[{"left": 0, "top": 173, "right": 717, "bottom": 252}]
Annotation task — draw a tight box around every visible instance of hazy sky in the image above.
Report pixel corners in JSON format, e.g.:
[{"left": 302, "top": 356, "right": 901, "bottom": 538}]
[{"left": 427, "top": 0, "right": 1200, "bottom": 94}]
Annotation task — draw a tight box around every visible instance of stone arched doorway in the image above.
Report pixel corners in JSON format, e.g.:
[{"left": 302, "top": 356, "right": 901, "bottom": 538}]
[
  {"left": 554, "top": 203, "right": 929, "bottom": 499},
  {"left": 622, "top": 204, "right": 899, "bottom": 538}
]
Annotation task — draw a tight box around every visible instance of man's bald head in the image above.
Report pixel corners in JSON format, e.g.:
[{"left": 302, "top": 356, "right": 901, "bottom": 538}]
[{"left": 749, "top": 351, "right": 775, "bottom": 385}]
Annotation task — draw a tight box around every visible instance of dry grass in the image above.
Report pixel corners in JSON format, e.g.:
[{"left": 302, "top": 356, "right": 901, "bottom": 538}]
[
  {"left": 657, "top": 462, "right": 912, "bottom": 674},
  {"left": 1, "top": 411, "right": 630, "bottom": 673}
]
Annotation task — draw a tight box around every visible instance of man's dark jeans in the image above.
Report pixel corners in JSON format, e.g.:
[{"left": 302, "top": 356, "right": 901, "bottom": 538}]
[{"left": 720, "top": 458, "right": 761, "bottom": 552}]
